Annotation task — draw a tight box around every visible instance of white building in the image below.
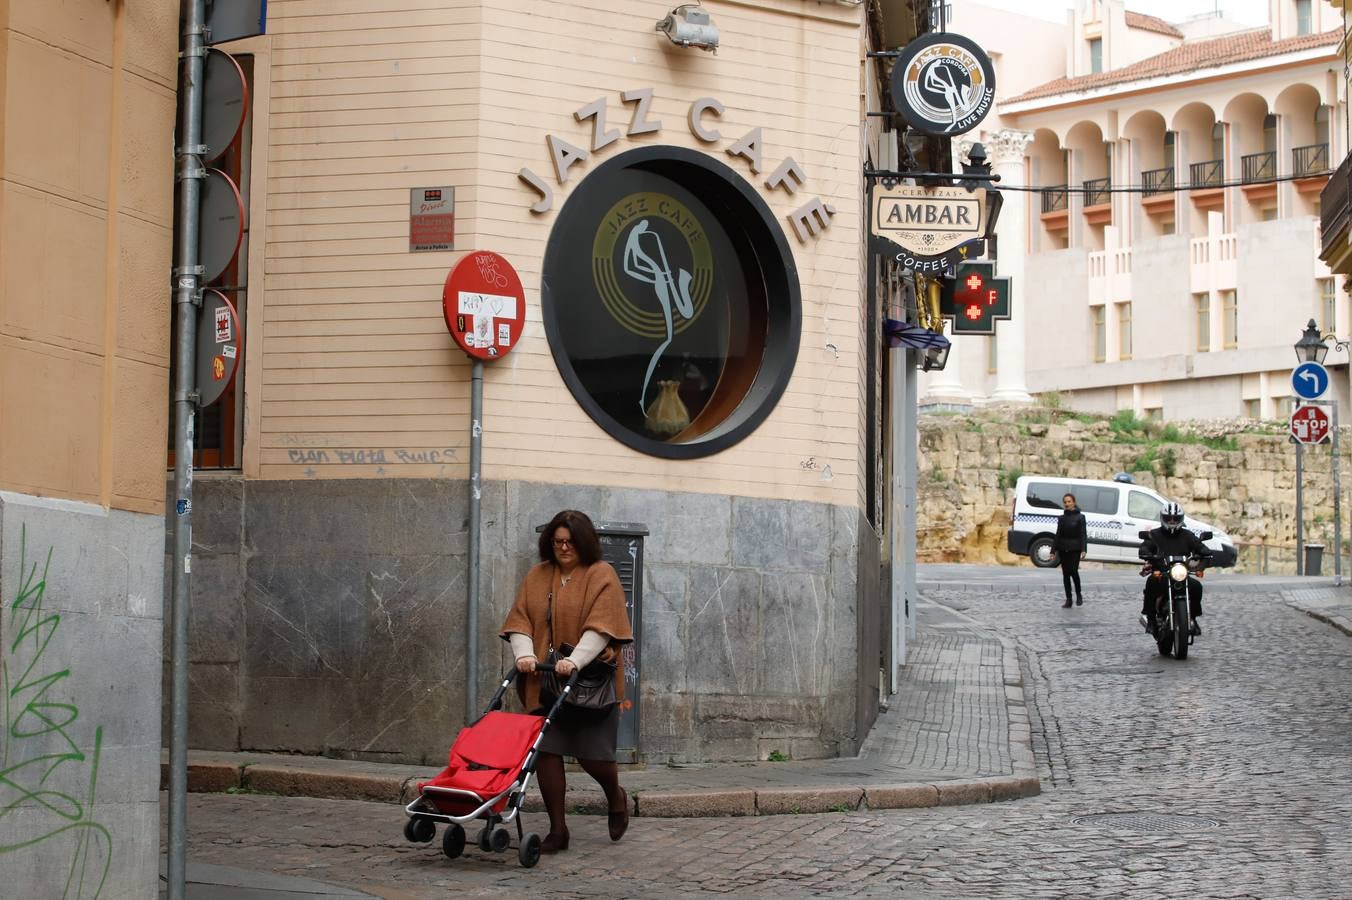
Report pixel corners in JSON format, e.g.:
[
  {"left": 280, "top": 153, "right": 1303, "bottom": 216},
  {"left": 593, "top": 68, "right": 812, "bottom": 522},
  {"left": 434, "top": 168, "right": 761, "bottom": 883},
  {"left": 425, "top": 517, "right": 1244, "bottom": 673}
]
[{"left": 924, "top": 0, "right": 1347, "bottom": 420}]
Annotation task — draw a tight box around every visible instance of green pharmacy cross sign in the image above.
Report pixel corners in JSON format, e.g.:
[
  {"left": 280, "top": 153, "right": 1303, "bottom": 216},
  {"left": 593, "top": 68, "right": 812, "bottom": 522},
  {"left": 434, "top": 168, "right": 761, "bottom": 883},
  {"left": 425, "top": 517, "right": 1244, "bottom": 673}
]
[{"left": 941, "top": 261, "right": 1011, "bottom": 336}]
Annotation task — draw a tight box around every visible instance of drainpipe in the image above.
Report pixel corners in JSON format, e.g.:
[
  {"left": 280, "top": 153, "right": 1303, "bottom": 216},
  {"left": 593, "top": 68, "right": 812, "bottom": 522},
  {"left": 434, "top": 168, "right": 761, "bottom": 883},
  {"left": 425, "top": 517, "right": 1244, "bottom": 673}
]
[{"left": 167, "top": 1, "right": 207, "bottom": 897}]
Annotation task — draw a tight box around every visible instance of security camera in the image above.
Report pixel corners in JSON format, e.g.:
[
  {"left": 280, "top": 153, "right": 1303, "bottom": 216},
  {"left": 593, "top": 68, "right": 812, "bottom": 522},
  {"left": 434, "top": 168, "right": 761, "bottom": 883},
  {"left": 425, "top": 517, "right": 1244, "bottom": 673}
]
[{"left": 656, "top": 5, "right": 719, "bottom": 52}]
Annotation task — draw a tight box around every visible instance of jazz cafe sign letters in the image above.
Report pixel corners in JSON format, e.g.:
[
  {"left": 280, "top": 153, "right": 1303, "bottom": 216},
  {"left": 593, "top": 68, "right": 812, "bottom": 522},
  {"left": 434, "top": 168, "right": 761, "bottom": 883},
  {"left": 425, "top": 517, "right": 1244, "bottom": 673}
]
[
  {"left": 871, "top": 184, "right": 988, "bottom": 275},
  {"left": 517, "top": 89, "right": 835, "bottom": 243}
]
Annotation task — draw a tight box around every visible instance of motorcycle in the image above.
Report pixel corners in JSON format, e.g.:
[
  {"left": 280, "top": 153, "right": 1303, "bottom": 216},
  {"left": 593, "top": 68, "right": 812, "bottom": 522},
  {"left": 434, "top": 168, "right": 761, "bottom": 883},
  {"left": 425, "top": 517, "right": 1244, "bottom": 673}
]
[{"left": 1137, "top": 529, "right": 1212, "bottom": 660}]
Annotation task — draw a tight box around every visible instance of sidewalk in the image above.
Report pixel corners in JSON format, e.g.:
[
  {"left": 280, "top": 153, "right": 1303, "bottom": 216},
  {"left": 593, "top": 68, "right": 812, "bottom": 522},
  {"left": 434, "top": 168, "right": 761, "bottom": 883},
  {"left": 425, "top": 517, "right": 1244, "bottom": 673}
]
[
  {"left": 165, "top": 601, "right": 1039, "bottom": 820},
  {"left": 1282, "top": 585, "right": 1352, "bottom": 636}
]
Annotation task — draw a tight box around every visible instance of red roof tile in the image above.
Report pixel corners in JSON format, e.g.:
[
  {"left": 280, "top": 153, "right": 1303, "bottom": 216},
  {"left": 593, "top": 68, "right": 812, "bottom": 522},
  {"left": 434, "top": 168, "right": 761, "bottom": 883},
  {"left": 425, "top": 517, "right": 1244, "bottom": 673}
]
[
  {"left": 1007, "top": 27, "right": 1341, "bottom": 104},
  {"left": 1125, "top": 11, "right": 1183, "bottom": 38}
]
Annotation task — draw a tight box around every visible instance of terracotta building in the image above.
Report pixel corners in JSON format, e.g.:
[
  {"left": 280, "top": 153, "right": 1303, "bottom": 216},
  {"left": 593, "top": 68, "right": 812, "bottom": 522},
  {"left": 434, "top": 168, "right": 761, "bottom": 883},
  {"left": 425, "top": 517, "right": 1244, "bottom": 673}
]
[
  {"left": 924, "top": 0, "right": 1348, "bottom": 421},
  {"left": 176, "top": 0, "right": 944, "bottom": 768}
]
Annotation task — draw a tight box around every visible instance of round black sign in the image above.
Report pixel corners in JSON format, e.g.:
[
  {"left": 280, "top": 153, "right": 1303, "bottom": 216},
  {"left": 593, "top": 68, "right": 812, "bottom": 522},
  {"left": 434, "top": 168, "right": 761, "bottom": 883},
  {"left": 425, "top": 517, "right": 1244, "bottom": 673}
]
[
  {"left": 541, "top": 146, "right": 800, "bottom": 459},
  {"left": 890, "top": 32, "right": 996, "bottom": 137}
]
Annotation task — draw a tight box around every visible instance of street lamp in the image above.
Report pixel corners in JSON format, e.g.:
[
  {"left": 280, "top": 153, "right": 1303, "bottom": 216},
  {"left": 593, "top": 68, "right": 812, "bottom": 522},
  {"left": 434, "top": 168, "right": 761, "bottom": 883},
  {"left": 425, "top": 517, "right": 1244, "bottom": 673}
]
[{"left": 1295, "top": 318, "right": 1330, "bottom": 364}]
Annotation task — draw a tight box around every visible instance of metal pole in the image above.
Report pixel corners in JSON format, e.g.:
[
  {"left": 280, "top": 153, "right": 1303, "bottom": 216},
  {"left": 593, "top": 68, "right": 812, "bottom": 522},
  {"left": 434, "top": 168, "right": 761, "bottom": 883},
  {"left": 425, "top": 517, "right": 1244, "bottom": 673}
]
[
  {"left": 466, "top": 360, "right": 484, "bottom": 722},
  {"left": 1296, "top": 440, "right": 1305, "bottom": 576},
  {"left": 1334, "top": 404, "right": 1342, "bottom": 585},
  {"left": 168, "top": 1, "right": 207, "bottom": 897},
  {"left": 887, "top": 348, "right": 905, "bottom": 692}
]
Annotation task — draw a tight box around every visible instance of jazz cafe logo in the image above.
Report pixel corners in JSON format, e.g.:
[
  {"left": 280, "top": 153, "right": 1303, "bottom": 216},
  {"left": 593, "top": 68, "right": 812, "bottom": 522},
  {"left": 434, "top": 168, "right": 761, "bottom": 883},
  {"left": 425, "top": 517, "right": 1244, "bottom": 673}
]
[
  {"left": 593, "top": 191, "right": 712, "bottom": 416},
  {"left": 890, "top": 32, "right": 996, "bottom": 137}
]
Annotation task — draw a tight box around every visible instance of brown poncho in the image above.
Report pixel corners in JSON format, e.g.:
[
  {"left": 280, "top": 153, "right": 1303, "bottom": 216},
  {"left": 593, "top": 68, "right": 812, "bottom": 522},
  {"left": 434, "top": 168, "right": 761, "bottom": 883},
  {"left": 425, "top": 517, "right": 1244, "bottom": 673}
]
[{"left": 499, "top": 560, "right": 633, "bottom": 712}]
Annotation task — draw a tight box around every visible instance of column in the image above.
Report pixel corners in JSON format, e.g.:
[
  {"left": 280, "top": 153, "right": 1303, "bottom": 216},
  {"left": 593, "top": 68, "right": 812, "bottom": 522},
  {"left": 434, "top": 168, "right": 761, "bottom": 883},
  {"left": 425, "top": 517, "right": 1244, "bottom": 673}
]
[{"left": 989, "top": 128, "right": 1035, "bottom": 402}]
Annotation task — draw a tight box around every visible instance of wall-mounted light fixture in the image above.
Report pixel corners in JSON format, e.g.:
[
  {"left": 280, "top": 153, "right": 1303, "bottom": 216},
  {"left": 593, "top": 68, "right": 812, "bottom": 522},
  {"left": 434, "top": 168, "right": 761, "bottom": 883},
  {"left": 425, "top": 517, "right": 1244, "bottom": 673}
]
[{"left": 656, "top": 3, "right": 719, "bottom": 52}]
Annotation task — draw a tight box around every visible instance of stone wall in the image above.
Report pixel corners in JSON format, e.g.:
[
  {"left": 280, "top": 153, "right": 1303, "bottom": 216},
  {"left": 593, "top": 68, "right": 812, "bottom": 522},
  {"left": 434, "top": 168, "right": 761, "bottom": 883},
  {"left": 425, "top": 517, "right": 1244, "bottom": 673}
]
[
  {"left": 0, "top": 493, "right": 164, "bottom": 898},
  {"left": 917, "top": 410, "right": 1350, "bottom": 573},
  {"left": 172, "top": 478, "right": 876, "bottom": 766}
]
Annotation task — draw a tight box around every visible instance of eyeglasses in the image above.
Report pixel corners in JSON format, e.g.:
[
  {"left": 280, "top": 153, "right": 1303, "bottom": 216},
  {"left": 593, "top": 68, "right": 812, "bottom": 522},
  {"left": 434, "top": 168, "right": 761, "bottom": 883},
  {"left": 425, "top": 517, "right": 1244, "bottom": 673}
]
[{"left": 552, "top": 538, "right": 574, "bottom": 549}]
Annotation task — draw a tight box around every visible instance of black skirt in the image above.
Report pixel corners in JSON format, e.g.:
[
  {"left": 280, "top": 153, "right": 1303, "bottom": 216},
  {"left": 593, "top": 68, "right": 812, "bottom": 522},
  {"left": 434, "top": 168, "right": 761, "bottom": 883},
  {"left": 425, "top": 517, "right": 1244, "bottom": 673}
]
[{"left": 534, "top": 703, "right": 620, "bottom": 761}]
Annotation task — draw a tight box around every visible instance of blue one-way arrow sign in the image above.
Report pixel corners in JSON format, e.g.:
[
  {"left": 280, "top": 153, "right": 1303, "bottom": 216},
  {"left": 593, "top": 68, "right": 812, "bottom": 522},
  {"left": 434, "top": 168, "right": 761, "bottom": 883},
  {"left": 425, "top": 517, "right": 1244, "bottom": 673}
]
[{"left": 1293, "top": 361, "right": 1330, "bottom": 400}]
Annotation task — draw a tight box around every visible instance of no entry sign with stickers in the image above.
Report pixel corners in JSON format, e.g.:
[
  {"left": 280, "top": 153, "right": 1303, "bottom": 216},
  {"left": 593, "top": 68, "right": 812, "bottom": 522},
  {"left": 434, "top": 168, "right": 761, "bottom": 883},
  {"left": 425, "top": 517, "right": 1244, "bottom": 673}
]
[{"left": 441, "top": 251, "right": 525, "bottom": 360}]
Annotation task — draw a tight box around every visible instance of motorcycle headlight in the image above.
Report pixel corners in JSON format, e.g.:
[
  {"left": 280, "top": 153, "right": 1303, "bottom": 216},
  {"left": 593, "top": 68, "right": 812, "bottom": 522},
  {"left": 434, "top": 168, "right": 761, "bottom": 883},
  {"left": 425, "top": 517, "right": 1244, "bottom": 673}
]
[{"left": 1169, "top": 562, "right": 1189, "bottom": 582}]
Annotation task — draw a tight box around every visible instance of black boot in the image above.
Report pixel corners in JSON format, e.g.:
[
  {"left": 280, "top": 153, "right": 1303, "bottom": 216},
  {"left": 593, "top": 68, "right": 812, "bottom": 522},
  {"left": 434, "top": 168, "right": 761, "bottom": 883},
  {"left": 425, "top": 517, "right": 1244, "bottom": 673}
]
[
  {"left": 1075, "top": 594, "right": 1083, "bottom": 606},
  {"left": 1062, "top": 597, "right": 1073, "bottom": 608}
]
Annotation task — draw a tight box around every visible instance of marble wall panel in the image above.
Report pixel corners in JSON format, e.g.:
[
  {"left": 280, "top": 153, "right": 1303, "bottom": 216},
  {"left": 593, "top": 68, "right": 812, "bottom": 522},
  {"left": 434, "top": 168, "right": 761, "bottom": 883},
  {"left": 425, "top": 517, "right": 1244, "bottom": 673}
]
[
  {"left": 639, "top": 563, "right": 689, "bottom": 694},
  {"left": 685, "top": 567, "right": 762, "bottom": 695},
  {"left": 171, "top": 478, "right": 877, "bottom": 763}
]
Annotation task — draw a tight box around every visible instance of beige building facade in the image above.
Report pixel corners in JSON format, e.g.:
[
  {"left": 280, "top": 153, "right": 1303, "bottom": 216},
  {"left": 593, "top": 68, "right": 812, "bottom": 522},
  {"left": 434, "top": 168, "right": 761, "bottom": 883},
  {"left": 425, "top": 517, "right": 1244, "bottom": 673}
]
[
  {"left": 0, "top": 0, "right": 177, "bottom": 896},
  {"left": 180, "top": 0, "right": 932, "bottom": 767},
  {"left": 923, "top": 0, "right": 1349, "bottom": 423}
]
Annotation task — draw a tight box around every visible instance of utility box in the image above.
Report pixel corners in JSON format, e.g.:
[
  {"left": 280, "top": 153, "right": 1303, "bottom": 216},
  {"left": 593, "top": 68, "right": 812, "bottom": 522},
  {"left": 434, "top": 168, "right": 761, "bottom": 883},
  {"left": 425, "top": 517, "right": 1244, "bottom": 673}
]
[
  {"left": 595, "top": 522, "right": 646, "bottom": 762},
  {"left": 535, "top": 520, "right": 646, "bottom": 762}
]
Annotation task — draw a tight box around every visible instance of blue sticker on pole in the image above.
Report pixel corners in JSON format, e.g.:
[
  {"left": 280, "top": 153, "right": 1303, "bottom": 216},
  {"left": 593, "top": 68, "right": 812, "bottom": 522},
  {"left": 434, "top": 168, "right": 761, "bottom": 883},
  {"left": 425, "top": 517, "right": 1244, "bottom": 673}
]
[
  {"left": 176, "top": 499, "right": 192, "bottom": 516},
  {"left": 1292, "top": 361, "right": 1330, "bottom": 401}
]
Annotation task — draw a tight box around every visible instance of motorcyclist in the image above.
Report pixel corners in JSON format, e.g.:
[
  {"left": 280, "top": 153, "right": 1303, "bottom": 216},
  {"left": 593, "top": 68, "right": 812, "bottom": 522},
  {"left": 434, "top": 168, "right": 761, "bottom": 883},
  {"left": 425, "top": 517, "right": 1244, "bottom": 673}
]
[{"left": 1138, "top": 502, "right": 1212, "bottom": 636}]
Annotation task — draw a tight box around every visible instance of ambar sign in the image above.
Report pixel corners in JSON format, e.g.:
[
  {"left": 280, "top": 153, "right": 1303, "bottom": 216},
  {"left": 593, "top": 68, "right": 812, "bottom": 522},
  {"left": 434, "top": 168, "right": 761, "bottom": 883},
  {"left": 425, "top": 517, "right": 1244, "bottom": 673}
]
[{"left": 872, "top": 185, "right": 986, "bottom": 257}]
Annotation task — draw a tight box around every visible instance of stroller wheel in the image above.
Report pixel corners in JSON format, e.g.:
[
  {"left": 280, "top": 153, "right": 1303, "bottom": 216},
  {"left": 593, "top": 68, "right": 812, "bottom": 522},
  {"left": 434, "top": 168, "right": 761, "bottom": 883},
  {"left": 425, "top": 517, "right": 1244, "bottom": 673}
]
[
  {"left": 404, "top": 817, "right": 435, "bottom": 844},
  {"left": 476, "top": 826, "right": 493, "bottom": 852},
  {"left": 518, "top": 833, "right": 541, "bottom": 868},
  {"left": 441, "top": 824, "right": 466, "bottom": 859},
  {"left": 490, "top": 825, "right": 512, "bottom": 853}
]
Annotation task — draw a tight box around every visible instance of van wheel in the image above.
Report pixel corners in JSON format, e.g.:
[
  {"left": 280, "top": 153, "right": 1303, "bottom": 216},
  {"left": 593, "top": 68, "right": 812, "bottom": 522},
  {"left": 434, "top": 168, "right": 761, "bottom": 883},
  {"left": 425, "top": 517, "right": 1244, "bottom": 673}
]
[{"left": 1029, "top": 537, "right": 1059, "bottom": 568}]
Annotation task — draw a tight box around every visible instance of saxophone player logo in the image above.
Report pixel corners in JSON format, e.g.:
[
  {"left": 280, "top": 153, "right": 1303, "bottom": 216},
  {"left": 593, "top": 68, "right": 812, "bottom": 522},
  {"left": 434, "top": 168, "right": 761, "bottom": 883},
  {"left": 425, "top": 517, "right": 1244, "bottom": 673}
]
[
  {"left": 593, "top": 192, "right": 713, "bottom": 433},
  {"left": 890, "top": 32, "right": 996, "bottom": 137}
]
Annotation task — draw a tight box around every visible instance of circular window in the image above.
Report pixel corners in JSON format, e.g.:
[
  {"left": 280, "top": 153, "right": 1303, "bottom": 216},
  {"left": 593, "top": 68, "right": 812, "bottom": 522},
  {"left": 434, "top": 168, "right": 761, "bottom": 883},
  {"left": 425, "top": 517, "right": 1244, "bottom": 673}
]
[{"left": 541, "top": 145, "right": 801, "bottom": 459}]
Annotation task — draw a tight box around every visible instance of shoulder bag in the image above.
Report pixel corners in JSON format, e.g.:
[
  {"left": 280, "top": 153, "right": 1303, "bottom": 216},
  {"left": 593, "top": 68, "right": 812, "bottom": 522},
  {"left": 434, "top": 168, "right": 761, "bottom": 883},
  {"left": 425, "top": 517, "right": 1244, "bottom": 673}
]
[{"left": 538, "top": 586, "right": 618, "bottom": 711}]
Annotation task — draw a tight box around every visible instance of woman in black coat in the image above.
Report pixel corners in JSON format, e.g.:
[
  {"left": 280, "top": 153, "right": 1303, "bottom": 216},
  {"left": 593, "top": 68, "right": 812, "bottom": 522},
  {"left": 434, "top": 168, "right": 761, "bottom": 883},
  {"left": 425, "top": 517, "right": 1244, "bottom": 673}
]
[{"left": 1055, "top": 493, "right": 1088, "bottom": 608}]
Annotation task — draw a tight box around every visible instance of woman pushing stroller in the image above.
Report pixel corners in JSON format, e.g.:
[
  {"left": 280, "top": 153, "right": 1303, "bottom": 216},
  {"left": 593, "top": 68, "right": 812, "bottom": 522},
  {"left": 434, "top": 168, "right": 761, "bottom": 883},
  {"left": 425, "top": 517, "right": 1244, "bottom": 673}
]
[{"left": 500, "top": 509, "right": 633, "bottom": 853}]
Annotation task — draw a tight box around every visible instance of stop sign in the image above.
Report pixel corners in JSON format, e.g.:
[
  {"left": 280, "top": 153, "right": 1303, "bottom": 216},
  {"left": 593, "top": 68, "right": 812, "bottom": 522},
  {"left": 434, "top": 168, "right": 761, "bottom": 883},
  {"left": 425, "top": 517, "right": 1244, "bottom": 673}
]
[{"left": 1291, "top": 404, "right": 1331, "bottom": 444}]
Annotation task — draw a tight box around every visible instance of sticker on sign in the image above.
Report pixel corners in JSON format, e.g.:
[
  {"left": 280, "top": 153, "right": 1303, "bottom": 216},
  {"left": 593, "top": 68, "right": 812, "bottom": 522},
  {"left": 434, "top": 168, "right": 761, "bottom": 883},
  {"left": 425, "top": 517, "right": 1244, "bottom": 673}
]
[{"left": 458, "top": 292, "right": 518, "bottom": 318}]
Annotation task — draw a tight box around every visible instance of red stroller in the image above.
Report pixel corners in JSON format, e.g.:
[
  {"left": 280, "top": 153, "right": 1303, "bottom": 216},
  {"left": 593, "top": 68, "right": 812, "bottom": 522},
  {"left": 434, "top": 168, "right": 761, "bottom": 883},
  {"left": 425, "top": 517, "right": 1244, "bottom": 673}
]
[{"left": 402, "top": 663, "right": 577, "bottom": 868}]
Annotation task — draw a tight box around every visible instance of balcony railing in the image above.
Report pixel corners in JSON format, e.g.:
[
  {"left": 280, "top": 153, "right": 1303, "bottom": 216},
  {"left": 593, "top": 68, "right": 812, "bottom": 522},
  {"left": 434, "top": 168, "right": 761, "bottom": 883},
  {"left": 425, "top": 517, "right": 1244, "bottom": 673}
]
[
  {"left": 1041, "top": 185, "right": 1068, "bottom": 214},
  {"left": 1083, "top": 176, "right": 1110, "bottom": 207},
  {"left": 1241, "top": 151, "right": 1276, "bottom": 183},
  {"left": 1190, "top": 159, "right": 1224, "bottom": 188},
  {"left": 1295, "top": 143, "right": 1330, "bottom": 177},
  {"left": 1142, "top": 167, "right": 1174, "bottom": 197},
  {"left": 1319, "top": 150, "right": 1352, "bottom": 261}
]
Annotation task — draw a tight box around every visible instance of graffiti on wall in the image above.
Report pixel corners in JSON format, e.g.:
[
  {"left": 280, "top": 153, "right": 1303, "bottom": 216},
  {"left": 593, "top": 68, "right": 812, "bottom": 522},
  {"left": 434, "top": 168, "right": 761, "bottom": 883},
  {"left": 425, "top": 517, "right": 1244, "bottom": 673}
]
[{"left": 0, "top": 526, "right": 111, "bottom": 898}]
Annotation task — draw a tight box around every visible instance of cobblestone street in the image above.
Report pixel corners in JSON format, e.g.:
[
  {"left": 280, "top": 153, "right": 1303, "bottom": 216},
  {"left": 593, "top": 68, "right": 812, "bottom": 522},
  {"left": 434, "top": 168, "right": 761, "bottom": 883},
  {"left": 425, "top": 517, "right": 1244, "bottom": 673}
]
[{"left": 170, "top": 580, "right": 1352, "bottom": 898}]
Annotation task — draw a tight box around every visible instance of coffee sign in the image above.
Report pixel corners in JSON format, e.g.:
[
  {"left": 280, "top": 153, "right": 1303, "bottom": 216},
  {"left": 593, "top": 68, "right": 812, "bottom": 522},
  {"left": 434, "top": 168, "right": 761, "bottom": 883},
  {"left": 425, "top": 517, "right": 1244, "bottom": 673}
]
[{"left": 872, "top": 184, "right": 986, "bottom": 260}]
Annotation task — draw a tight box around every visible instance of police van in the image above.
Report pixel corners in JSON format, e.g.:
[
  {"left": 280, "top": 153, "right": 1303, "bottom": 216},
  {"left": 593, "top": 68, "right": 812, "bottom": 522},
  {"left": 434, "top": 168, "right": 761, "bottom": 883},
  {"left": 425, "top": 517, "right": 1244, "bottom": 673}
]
[{"left": 1007, "top": 475, "right": 1238, "bottom": 568}]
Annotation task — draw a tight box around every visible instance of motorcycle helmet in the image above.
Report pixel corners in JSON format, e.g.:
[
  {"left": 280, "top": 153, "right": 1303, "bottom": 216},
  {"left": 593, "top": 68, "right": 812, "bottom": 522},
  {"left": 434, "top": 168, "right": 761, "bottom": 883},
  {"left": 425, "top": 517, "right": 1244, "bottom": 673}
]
[{"left": 1161, "top": 502, "right": 1185, "bottom": 533}]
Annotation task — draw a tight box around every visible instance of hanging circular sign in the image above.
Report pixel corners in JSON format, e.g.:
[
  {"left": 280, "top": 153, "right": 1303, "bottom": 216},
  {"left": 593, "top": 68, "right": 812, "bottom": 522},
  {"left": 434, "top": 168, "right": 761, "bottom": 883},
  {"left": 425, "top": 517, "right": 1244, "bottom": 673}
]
[
  {"left": 441, "top": 251, "right": 526, "bottom": 360},
  {"left": 890, "top": 32, "right": 996, "bottom": 137}
]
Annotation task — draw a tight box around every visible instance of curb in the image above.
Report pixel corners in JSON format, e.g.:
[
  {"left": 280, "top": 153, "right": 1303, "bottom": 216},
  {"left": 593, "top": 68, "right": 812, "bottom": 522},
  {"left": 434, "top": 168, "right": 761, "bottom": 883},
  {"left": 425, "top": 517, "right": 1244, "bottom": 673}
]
[
  {"left": 162, "top": 761, "right": 1039, "bottom": 818},
  {"left": 1281, "top": 590, "right": 1352, "bottom": 638}
]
